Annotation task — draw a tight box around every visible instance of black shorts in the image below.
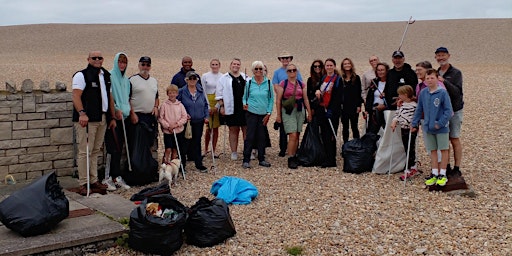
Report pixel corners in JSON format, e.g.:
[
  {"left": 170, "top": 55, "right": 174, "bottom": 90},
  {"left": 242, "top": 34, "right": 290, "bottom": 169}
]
[
  {"left": 224, "top": 110, "right": 247, "bottom": 127},
  {"left": 163, "top": 133, "right": 177, "bottom": 149}
]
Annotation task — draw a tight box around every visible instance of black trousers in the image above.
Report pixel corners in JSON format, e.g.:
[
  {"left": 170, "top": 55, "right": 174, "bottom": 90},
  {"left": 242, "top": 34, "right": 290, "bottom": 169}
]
[
  {"left": 105, "top": 118, "right": 126, "bottom": 178},
  {"left": 318, "top": 115, "right": 339, "bottom": 166},
  {"left": 341, "top": 111, "right": 360, "bottom": 143},
  {"left": 243, "top": 112, "right": 267, "bottom": 163},
  {"left": 181, "top": 121, "right": 204, "bottom": 168},
  {"left": 279, "top": 122, "right": 287, "bottom": 154}
]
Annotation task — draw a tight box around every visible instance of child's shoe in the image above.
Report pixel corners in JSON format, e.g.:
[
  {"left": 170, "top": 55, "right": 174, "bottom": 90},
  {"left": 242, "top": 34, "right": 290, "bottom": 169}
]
[
  {"left": 436, "top": 175, "right": 448, "bottom": 186},
  {"left": 425, "top": 174, "right": 438, "bottom": 186},
  {"left": 400, "top": 168, "right": 419, "bottom": 181}
]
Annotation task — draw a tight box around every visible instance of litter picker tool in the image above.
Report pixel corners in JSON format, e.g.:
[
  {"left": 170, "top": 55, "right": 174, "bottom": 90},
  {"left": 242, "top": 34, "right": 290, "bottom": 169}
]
[
  {"left": 121, "top": 117, "right": 132, "bottom": 171},
  {"left": 173, "top": 129, "right": 186, "bottom": 180},
  {"left": 398, "top": 16, "right": 415, "bottom": 51},
  {"left": 209, "top": 115, "right": 217, "bottom": 175},
  {"left": 327, "top": 118, "right": 338, "bottom": 143},
  {"left": 403, "top": 129, "right": 413, "bottom": 186},
  {"left": 85, "top": 125, "right": 90, "bottom": 197},
  {"left": 388, "top": 128, "right": 395, "bottom": 179}
]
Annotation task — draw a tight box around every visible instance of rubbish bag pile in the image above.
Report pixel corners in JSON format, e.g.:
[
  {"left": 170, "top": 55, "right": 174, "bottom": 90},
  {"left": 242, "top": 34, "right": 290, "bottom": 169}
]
[
  {"left": 0, "top": 172, "right": 69, "bottom": 237},
  {"left": 341, "top": 132, "right": 380, "bottom": 174},
  {"left": 296, "top": 118, "right": 325, "bottom": 167}
]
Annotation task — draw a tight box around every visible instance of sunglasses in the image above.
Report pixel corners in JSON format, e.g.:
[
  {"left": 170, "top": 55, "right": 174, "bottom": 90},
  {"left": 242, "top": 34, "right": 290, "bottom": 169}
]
[
  {"left": 141, "top": 63, "right": 151, "bottom": 67},
  {"left": 287, "top": 69, "right": 297, "bottom": 73},
  {"left": 254, "top": 68, "right": 263, "bottom": 71},
  {"left": 279, "top": 57, "right": 291, "bottom": 60},
  {"left": 313, "top": 65, "right": 322, "bottom": 68},
  {"left": 90, "top": 56, "right": 103, "bottom": 60},
  {"left": 188, "top": 76, "right": 198, "bottom": 80}
]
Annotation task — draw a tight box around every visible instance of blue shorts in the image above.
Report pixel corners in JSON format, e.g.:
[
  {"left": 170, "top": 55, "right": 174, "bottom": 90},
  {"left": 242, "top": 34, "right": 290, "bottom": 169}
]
[
  {"left": 424, "top": 132, "right": 450, "bottom": 151},
  {"left": 449, "top": 110, "right": 463, "bottom": 138}
]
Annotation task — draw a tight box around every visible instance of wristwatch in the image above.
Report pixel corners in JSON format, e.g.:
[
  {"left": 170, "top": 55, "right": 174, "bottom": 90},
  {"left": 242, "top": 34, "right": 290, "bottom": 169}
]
[{"left": 78, "top": 109, "right": 86, "bottom": 115}]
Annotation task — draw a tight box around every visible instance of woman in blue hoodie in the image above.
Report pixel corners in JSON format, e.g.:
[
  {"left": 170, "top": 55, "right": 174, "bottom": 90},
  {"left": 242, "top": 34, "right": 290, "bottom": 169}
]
[
  {"left": 178, "top": 71, "right": 209, "bottom": 172},
  {"left": 102, "top": 52, "right": 132, "bottom": 191}
]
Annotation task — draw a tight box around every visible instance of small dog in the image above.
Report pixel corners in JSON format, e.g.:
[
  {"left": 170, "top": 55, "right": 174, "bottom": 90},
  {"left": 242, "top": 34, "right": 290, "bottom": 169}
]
[{"left": 159, "top": 159, "right": 180, "bottom": 188}]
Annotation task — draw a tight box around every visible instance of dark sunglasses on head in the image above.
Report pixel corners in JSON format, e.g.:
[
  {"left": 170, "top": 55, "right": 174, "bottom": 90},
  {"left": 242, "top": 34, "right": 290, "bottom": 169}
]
[
  {"left": 90, "top": 56, "right": 103, "bottom": 60},
  {"left": 254, "top": 67, "right": 263, "bottom": 71},
  {"left": 188, "top": 76, "right": 198, "bottom": 80},
  {"left": 141, "top": 63, "right": 151, "bottom": 67},
  {"left": 313, "top": 65, "right": 322, "bottom": 68},
  {"left": 287, "top": 69, "right": 297, "bottom": 73}
]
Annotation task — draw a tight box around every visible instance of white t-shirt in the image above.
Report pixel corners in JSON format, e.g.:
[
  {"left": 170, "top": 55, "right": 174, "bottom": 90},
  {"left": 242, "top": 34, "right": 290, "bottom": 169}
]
[
  {"left": 373, "top": 81, "right": 386, "bottom": 105},
  {"left": 201, "top": 71, "right": 222, "bottom": 95},
  {"left": 129, "top": 74, "right": 158, "bottom": 113},
  {"left": 72, "top": 70, "right": 109, "bottom": 112}
]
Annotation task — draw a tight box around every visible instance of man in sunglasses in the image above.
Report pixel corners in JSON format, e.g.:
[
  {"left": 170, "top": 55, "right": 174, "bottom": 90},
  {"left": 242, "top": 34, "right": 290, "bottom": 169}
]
[
  {"left": 171, "top": 56, "right": 202, "bottom": 88},
  {"left": 72, "top": 51, "right": 114, "bottom": 195},
  {"left": 127, "top": 56, "right": 160, "bottom": 182},
  {"left": 272, "top": 51, "right": 303, "bottom": 157}
]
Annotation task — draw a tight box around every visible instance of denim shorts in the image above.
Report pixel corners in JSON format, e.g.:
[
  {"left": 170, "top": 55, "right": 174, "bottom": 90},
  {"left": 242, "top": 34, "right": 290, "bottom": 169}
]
[{"left": 449, "top": 110, "right": 463, "bottom": 138}]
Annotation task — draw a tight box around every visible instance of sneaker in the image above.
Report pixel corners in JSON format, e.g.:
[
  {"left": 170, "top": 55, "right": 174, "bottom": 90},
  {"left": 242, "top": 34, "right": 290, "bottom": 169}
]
[
  {"left": 231, "top": 152, "right": 238, "bottom": 160},
  {"left": 242, "top": 162, "right": 251, "bottom": 169},
  {"left": 425, "top": 174, "right": 438, "bottom": 186},
  {"left": 400, "top": 168, "right": 419, "bottom": 181},
  {"left": 436, "top": 175, "right": 448, "bottom": 186},
  {"left": 250, "top": 149, "right": 257, "bottom": 160},
  {"left": 259, "top": 160, "right": 271, "bottom": 167},
  {"left": 196, "top": 165, "right": 208, "bottom": 173},
  {"left": 278, "top": 151, "right": 286, "bottom": 157},
  {"left": 114, "top": 176, "right": 131, "bottom": 189},
  {"left": 101, "top": 177, "right": 117, "bottom": 191}
]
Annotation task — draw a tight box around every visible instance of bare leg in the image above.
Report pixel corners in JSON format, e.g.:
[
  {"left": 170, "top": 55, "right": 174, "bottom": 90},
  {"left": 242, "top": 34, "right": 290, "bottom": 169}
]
[
  {"left": 171, "top": 149, "right": 177, "bottom": 160},
  {"left": 440, "top": 149, "right": 449, "bottom": 170},
  {"left": 229, "top": 126, "right": 240, "bottom": 153},
  {"left": 212, "top": 127, "right": 219, "bottom": 154},
  {"left": 287, "top": 132, "right": 300, "bottom": 156},
  {"left": 450, "top": 137, "right": 462, "bottom": 167},
  {"left": 163, "top": 148, "right": 171, "bottom": 163},
  {"left": 241, "top": 126, "right": 247, "bottom": 141},
  {"left": 430, "top": 150, "right": 439, "bottom": 170},
  {"left": 204, "top": 128, "right": 211, "bottom": 154}
]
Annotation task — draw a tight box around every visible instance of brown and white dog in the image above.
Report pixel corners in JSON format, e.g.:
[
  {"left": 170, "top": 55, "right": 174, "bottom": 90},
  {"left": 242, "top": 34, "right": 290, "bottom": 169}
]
[{"left": 159, "top": 159, "right": 180, "bottom": 188}]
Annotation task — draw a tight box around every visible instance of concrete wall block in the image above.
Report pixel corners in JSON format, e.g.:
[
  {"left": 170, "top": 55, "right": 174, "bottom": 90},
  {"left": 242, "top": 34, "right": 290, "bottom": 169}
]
[
  {"left": 28, "top": 119, "right": 60, "bottom": 129},
  {"left": 19, "top": 153, "right": 44, "bottom": 163},
  {"left": 59, "top": 144, "right": 74, "bottom": 151},
  {"left": 9, "top": 161, "right": 52, "bottom": 173},
  {"left": 17, "top": 112, "right": 45, "bottom": 120},
  {"left": 9, "top": 173, "right": 26, "bottom": 182},
  {"left": 55, "top": 167, "right": 74, "bottom": 177},
  {"left": 20, "top": 137, "right": 50, "bottom": 147},
  {"left": 11, "top": 106, "right": 23, "bottom": 114},
  {"left": 0, "top": 108, "right": 10, "bottom": 114},
  {"left": 54, "top": 159, "right": 74, "bottom": 169},
  {"left": 36, "top": 102, "right": 69, "bottom": 112},
  {"left": 12, "top": 121, "right": 27, "bottom": 130},
  {"left": 0, "top": 166, "right": 8, "bottom": 181},
  {"left": 46, "top": 111, "right": 72, "bottom": 119},
  {"left": 0, "top": 100, "right": 22, "bottom": 108},
  {"left": 42, "top": 93, "right": 72, "bottom": 103},
  {"left": 27, "top": 145, "right": 59, "bottom": 154},
  {"left": 0, "top": 114, "right": 17, "bottom": 121},
  {"left": 45, "top": 128, "right": 51, "bottom": 137},
  {"left": 35, "top": 94, "right": 43, "bottom": 103},
  {"left": 27, "top": 171, "right": 43, "bottom": 180},
  {"left": 22, "top": 95, "right": 36, "bottom": 113},
  {"left": 0, "top": 122, "right": 12, "bottom": 140},
  {"left": 66, "top": 102, "right": 74, "bottom": 110},
  {"left": 0, "top": 149, "right": 5, "bottom": 156},
  {"left": 59, "top": 118, "right": 74, "bottom": 127},
  {"left": 44, "top": 151, "right": 73, "bottom": 161},
  {"left": 0, "top": 155, "right": 18, "bottom": 165},
  {"left": 0, "top": 140, "right": 21, "bottom": 150},
  {"left": 50, "top": 127, "right": 73, "bottom": 144},
  {"left": 5, "top": 148, "right": 26, "bottom": 156},
  {"left": 12, "top": 129, "right": 45, "bottom": 139}
]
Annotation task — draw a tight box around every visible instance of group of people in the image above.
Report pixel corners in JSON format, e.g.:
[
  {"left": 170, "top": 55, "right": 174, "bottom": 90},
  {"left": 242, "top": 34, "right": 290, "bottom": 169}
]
[{"left": 72, "top": 46, "right": 464, "bottom": 195}]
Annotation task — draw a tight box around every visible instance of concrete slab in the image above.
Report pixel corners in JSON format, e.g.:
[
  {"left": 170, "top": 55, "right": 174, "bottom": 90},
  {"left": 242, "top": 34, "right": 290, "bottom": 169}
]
[
  {"left": 75, "top": 194, "right": 137, "bottom": 221},
  {"left": 0, "top": 213, "right": 126, "bottom": 256}
]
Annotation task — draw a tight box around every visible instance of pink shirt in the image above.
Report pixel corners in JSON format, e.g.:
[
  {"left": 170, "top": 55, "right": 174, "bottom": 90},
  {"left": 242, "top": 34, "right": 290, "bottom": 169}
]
[{"left": 279, "top": 80, "right": 304, "bottom": 99}]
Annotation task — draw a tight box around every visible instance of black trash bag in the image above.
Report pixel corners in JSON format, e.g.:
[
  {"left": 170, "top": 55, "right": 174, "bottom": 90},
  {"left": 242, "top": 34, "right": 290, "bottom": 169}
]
[
  {"left": 0, "top": 172, "right": 69, "bottom": 237},
  {"left": 341, "top": 132, "right": 380, "bottom": 174},
  {"left": 130, "top": 183, "right": 171, "bottom": 202},
  {"left": 185, "top": 197, "right": 236, "bottom": 247},
  {"left": 297, "top": 118, "right": 325, "bottom": 166},
  {"left": 124, "top": 122, "right": 159, "bottom": 186},
  {"left": 129, "top": 194, "right": 188, "bottom": 256}
]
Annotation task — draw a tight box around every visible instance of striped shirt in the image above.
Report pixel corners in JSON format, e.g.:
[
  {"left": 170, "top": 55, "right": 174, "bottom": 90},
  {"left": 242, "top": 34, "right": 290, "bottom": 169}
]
[{"left": 393, "top": 101, "right": 417, "bottom": 129}]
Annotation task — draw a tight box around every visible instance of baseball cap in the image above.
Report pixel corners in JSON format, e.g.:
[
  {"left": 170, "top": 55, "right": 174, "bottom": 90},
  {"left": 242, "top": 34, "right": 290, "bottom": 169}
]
[
  {"left": 392, "top": 50, "right": 405, "bottom": 58},
  {"left": 435, "top": 47, "right": 449, "bottom": 54},
  {"left": 139, "top": 56, "right": 151, "bottom": 63},
  {"left": 185, "top": 71, "right": 199, "bottom": 79}
]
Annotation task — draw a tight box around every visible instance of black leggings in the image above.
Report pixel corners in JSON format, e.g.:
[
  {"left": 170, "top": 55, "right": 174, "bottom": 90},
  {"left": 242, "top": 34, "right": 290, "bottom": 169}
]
[{"left": 341, "top": 111, "right": 360, "bottom": 143}]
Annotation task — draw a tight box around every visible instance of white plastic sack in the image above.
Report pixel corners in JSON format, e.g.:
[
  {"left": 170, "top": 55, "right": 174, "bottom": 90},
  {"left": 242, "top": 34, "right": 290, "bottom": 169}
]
[{"left": 372, "top": 110, "right": 406, "bottom": 174}]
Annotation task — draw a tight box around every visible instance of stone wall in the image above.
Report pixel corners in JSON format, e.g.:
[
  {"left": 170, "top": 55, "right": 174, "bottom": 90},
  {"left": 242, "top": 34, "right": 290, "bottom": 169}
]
[{"left": 0, "top": 89, "right": 80, "bottom": 182}]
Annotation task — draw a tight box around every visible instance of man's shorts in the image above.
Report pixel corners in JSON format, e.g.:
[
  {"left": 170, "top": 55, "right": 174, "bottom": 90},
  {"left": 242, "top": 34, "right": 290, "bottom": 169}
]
[
  {"left": 449, "top": 110, "right": 463, "bottom": 138},
  {"left": 424, "top": 132, "right": 450, "bottom": 151}
]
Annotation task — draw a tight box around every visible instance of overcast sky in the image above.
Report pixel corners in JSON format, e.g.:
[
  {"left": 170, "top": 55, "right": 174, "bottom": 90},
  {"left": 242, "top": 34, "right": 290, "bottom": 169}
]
[{"left": 0, "top": 0, "right": 510, "bottom": 26}]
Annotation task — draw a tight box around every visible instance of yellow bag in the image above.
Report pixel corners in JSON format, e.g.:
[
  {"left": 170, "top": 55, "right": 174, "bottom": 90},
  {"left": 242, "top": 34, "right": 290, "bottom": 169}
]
[{"left": 184, "top": 120, "right": 192, "bottom": 139}]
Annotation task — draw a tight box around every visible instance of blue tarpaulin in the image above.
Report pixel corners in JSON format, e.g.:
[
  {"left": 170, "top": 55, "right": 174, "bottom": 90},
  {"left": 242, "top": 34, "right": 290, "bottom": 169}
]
[{"left": 210, "top": 176, "right": 258, "bottom": 205}]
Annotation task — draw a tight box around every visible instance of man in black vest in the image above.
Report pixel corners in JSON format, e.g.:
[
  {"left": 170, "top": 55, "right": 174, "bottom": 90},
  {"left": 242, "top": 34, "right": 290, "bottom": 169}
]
[
  {"left": 384, "top": 50, "right": 418, "bottom": 110},
  {"left": 72, "top": 51, "right": 115, "bottom": 195}
]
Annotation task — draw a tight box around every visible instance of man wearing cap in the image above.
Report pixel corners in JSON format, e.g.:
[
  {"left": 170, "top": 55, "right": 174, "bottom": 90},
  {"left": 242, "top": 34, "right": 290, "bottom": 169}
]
[
  {"left": 384, "top": 50, "right": 417, "bottom": 110},
  {"left": 272, "top": 51, "right": 303, "bottom": 157},
  {"left": 127, "top": 56, "right": 159, "bottom": 179},
  {"left": 72, "top": 50, "right": 113, "bottom": 195},
  {"left": 171, "top": 56, "right": 201, "bottom": 88},
  {"left": 435, "top": 47, "right": 464, "bottom": 177}
]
